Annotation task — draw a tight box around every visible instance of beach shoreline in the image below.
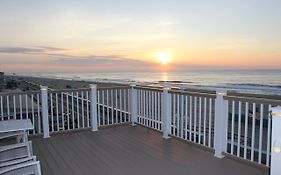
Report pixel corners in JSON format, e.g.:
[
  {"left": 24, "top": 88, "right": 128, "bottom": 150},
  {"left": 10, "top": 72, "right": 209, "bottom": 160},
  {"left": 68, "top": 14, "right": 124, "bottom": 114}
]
[
  {"left": 4, "top": 75, "right": 128, "bottom": 90},
  {"left": 3, "top": 74, "right": 281, "bottom": 102}
]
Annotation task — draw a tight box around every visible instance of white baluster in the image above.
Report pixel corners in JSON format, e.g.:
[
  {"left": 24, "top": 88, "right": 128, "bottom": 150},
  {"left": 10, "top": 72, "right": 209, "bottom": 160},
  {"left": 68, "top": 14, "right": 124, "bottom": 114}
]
[
  {"left": 0, "top": 96, "right": 3, "bottom": 120},
  {"left": 50, "top": 93, "right": 54, "bottom": 132},
  {"left": 237, "top": 101, "right": 242, "bottom": 156},
  {"left": 13, "top": 95, "right": 16, "bottom": 119},
  {"left": 208, "top": 98, "right": 212, "bottom": 147}
]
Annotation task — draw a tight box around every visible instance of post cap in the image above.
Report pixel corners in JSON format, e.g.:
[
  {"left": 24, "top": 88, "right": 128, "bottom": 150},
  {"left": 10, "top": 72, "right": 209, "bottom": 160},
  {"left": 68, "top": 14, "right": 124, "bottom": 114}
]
[
  {"left": 273, "top": 140, "right": 281, "bottom": 154},
  {"left": 89, "top": 84, "right": 97, "bottom": 89},
  {"left": 163, "top": 86, "right": 171, "bottom": 91},
  {"left": 272, "top": 106, "right": 281, "bottom": 117},
  {"left": 40, "top": 86, "right": 48, "bottom": 91},
  {"left": 216, "top": 89, "right": 227, "bottom": 95}
]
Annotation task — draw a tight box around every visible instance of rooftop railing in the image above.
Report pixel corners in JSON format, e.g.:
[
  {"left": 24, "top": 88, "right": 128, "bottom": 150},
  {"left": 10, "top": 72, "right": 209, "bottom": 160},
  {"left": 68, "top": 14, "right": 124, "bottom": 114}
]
[{"left": 1, "top": 84, "right": 281, "bottom": 175}]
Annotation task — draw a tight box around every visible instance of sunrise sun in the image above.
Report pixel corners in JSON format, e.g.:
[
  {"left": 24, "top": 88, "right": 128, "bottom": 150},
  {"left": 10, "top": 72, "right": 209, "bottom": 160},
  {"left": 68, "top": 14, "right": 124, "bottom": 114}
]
[{"left": 158, "top": 53, "right": 171, "bottom": 65}]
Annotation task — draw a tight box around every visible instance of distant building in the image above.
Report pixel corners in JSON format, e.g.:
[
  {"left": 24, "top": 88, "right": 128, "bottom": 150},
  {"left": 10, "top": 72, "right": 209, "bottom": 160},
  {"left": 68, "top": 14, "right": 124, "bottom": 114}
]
[{"left": 0, "top": 72, "right": 4, "bottom": 89}]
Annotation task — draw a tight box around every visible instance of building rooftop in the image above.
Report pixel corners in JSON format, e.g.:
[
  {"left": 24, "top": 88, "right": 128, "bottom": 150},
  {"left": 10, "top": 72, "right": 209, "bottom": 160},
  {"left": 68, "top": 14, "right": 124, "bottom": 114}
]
[{"left": 31, "top": 125, "right": 268, "bottom": 175}]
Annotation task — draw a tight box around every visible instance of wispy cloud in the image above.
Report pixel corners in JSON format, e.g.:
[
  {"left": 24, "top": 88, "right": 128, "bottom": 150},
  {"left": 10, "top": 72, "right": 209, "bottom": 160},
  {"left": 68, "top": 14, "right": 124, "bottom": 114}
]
[
  {"left": 53, "top": 55, "right": 154, "bottom": 67},
  {"left": 0, "top": 46, "right": 66, "bottom": 54},
  {"left": 0, "top": 47, "right": 44, "bottom": 54},
  {"left": 46, "top": 53, "right": 76, "bottom": 58},
  {"left": 36, "top": 46, "right": 66, "bottom": 51},
  {"left": 0, "top": 46, "right": 156, "bottom": 71}
]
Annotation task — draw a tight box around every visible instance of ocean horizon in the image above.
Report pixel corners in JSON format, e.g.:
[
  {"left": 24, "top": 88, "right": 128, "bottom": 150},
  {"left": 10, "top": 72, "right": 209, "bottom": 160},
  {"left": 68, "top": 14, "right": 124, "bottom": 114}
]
[{"left": 16, "top": 69, "right": 281, "bottom": 95}]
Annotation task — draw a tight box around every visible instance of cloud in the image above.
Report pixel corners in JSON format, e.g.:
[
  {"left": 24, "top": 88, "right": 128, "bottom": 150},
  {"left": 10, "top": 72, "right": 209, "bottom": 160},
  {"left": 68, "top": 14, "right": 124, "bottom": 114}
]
[
  {"left": 0, "top": 47, "right": 45, "bottom": 54},
  {"left": 0, "top": 46, "right": 156, "bottom": 71},
  {"left": 36, "top": 46, "right": 66, "bottom": 51},
  {"left": 46, "top": 53, "right": 75, "bottom": 58},
  {"left": 0, "top": 46, "right": 152, "bottom": 66},
  {"left": 0, "top": 46, "right": 66, "bottom": 54},
  {"left": 53, "top": 55, "right": 154, "bottom": 67}
]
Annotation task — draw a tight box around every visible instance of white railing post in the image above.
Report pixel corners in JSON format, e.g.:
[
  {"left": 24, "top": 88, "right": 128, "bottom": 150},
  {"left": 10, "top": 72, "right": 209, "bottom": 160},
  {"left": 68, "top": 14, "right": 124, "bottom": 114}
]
[
  {"left": 41, "top": 86, "right": 50, "bottom": 138},
  {"left": 162, "top": 86, "right": 171, "bottom": 139},
  {"left": 271, "top": 106, "right": 281, "bottom": 175},
  {"left": 130, "top": 84, "right": 137, "bottom": 126},
  {"left": 214, "top": 89, "right": 228, "bottom": 158},
  {"left": 90, "top": 84, "right": 98, "bottom": 132}
]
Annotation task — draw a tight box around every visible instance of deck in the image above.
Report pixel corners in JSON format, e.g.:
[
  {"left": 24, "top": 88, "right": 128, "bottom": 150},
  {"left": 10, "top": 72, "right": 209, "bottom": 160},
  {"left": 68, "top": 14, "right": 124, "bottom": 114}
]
[{"left": 31, "top": 125, "right": 269, "bottom": 175}]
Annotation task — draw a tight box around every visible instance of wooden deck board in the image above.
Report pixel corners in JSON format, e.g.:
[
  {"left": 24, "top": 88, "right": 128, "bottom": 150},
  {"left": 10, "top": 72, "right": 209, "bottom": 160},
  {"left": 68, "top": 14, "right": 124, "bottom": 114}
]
[{"left": 31, "top": 125, "right": 269, "bottom": 175}]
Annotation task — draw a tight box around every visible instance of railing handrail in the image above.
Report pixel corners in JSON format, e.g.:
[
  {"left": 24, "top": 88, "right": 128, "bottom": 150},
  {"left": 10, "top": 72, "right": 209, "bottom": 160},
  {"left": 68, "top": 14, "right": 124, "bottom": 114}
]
[
  {"left": 49, "top": 88, "right": 90, "bottom": 93},
  {"left": 169, "top": 89, "right": 216, "bottom": 98},
  {"left": 134, "top": 85, "right": 217, "bottom": 98},
  {"left": 134, "top": 85, "right": 163, "bottom": 92},
  {"left": 0, "top": 91, "right": 40, "bottom": 95},
  {"left": 225, "top": 95, "right": 281, "bottom": 105},
  {"left": 97, "top": 86, "right": 131, "bottom": 90}
]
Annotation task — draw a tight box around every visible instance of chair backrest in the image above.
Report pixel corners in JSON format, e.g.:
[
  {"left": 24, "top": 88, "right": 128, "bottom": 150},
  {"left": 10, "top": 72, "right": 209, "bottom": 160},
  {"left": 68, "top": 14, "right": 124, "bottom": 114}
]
[
  {"left": 0, "top": 161, "right": 42, "bottom": 175},
  {"left": 0, "top": 141, "right": 33, "bottom": 163}
]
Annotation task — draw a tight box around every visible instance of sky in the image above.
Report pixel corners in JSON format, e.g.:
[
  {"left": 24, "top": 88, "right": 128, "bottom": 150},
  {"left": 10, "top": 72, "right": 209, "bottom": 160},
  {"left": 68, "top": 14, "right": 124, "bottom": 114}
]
[{"left": 0, "top": 0, "right": 281, "bottom": 73}]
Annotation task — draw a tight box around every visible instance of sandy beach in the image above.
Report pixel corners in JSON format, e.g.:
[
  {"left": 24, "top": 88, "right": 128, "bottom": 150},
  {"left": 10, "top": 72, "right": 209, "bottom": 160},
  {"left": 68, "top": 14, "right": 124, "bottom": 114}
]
[{"left": 5, "top": 75, "right": 128, "bottom": 90}]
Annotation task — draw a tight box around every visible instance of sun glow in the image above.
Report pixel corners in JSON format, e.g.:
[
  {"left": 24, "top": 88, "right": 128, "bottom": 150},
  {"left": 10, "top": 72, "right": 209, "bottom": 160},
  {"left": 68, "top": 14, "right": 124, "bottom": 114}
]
[{"left": 157, "top": 52, "right": 171, "bottom": 65}]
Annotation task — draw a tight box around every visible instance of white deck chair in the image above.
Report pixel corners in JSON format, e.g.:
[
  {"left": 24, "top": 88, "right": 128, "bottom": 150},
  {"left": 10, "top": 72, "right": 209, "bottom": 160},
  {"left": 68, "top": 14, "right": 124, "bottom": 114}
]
[
  {"left": 0, "top": 130, "right": 28, "bottom": 143},
  {"left": 0, "top": 156, "right": 36, "bottom": 168},
  {"left": 0, "top": 141, "right": 33, "bottom": 164},
  {"left": 0, "top": 161, "right": 42, "bottom": 175}
]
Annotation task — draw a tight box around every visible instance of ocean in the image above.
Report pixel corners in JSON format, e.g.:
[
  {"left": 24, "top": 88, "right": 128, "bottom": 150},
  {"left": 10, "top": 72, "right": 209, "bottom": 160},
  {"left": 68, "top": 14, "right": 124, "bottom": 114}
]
[{"left": 30, "top": 69, "right": 281, "bottom": 95}]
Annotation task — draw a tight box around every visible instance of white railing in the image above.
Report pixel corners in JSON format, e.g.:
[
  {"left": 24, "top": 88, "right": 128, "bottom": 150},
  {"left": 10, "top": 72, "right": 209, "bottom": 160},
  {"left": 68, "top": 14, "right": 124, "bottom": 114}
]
[
  {"left": 48, "top": 86, "right": 132, "bottom": 133},
  {"left": 224, "top": 94, "right": 280, "bottom": 166},
  {"left": 132, "top": 86, "right": 280, "bottom": 167},
  {"left": 97, "top": 87, "right": 131, "bottom": 126},
  {"left": 0, "top": 91, "right": 42, "bottom": 134},
  {"left": 48, "top": 88, "right": 91, "bottom": 133},
  {"left": 1, "top": 83, "right": 281, "bottom": 172},
  {"left": 0, "top": 85, "right": 132, "bottom": 135},
  {"left": 134, "top": 86, "right": 216, "bottom": 148},
  {"left": 136, "top": 87, "right": 163, "bottom": 131},
  {"left": 169, "top": 90, "right": 216, "bottom": 149}
]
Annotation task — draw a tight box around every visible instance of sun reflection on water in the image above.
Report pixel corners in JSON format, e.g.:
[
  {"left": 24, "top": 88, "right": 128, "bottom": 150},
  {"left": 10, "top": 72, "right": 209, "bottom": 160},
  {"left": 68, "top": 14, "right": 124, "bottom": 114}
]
[{"left": 161, "top": 72, "right": 168, "bottom": 82}]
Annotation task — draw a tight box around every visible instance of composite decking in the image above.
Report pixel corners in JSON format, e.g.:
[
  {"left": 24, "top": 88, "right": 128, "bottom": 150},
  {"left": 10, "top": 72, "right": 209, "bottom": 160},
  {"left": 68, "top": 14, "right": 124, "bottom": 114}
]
[{"left": 31, "top": 125, "right": 269, "bottom": 175}]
